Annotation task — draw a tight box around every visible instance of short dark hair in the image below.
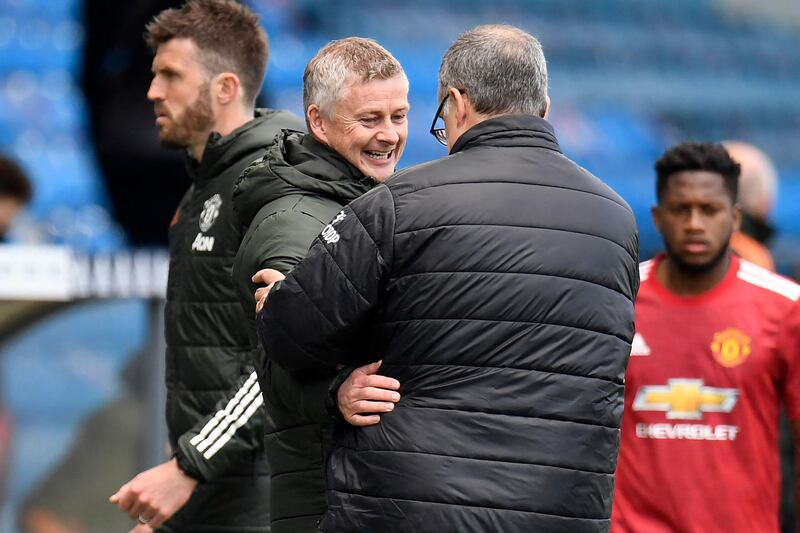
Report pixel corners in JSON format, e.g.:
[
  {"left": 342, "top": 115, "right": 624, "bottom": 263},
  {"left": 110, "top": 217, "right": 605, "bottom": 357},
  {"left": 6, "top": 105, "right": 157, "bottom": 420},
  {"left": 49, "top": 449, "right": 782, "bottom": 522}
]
[
  {"left": 655, "top": 142, "right": 740, "bottom": 203},
  {"left": 145, "top": 0, "right": 268, "bottom": 107},
  {"left": 0, "top": 156, "right": 33, "bottom": 203}
]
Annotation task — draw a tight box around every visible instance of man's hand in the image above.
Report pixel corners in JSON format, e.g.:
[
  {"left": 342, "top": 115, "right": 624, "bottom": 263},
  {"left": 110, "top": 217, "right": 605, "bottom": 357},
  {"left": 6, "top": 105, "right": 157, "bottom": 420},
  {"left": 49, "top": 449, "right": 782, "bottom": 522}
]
[
  {"left": 252, "top": 268, "right": 286, "bottom": 314},
  {"left": 129, "top": 524, "right": 154, "bottom": 533},
  {"left": 109, "top": 457, "right": 197, "bottom": 529},
  {"left": 337, "top": 360, "right": 401, "bottom": 426}
]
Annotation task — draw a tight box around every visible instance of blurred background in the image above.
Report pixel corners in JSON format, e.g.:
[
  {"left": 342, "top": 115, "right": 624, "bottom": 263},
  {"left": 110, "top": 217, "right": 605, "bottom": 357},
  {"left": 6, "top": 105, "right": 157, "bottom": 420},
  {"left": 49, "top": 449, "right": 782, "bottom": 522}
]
[{"left": 0, "top": 0, "right": 799, "bottom": 531}]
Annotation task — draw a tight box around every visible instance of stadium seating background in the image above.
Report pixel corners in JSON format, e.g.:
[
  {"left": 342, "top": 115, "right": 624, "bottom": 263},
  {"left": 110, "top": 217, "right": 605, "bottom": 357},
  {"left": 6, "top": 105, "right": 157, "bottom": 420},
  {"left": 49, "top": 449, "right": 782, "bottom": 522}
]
[
  {"left": 0, "top": 1, "right": 798, "bottom": 530},
  {"left": 1, "top": 0, "right": 799, "bottom": 266}
]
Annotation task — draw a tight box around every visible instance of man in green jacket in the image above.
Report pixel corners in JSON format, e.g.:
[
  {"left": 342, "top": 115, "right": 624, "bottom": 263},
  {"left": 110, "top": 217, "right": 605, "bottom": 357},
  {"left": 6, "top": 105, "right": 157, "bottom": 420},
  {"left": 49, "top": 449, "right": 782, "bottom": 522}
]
[
  {"left": 233, "top": 37, "right": 408, "bottom": 533},
  {"left": 109, "top": 1, "right": 303, "bottom": 531}
]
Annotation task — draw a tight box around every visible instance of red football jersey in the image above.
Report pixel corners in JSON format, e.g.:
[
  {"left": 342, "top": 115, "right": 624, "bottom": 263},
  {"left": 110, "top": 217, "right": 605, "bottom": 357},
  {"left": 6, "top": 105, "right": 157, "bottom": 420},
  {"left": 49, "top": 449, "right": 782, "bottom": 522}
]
[{"left": 612, "top": 254, "right": 800, "bottom": 533}]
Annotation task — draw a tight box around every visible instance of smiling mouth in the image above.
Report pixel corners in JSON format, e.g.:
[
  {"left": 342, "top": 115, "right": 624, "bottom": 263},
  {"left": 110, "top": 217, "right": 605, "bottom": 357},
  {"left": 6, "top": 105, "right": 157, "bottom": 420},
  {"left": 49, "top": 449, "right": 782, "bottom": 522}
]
[{"left": 364, "top": 150, "right": 392, "bottom": 161}]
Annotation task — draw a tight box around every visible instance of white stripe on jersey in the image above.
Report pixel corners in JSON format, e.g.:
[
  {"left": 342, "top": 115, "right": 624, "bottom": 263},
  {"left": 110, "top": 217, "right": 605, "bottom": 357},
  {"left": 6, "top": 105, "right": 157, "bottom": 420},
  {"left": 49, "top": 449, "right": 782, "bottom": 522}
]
[
  {"left": 737, "top": 260, "right": 800, "bottom": 302},
  {"left": 639, "top": 260, "right": 655, "bottom": 282}
]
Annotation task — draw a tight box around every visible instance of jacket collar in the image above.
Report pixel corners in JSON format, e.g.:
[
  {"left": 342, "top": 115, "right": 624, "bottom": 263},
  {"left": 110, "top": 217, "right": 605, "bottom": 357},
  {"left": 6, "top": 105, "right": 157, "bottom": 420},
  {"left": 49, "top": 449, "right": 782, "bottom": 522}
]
[
  {"left": 232, "top": 130, "right": 374, "bottom": 227},
  {"left": 299, "top": 134, "right": 369, "bottom": 182},
  {"left": 185, "top": 109, "right": 274, "bottom": 182},
  {"left": 450, "top": 114, "right": 561, "bottom": 155}
]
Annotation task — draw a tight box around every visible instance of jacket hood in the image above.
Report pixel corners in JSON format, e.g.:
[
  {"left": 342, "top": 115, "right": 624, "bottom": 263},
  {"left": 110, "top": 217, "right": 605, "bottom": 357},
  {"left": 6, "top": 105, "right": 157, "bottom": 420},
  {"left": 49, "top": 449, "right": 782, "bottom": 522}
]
[
  {"left": 233, "top": 130, "right": 374, "bottom": 226},
  {"left": 187, "top": 108, "right": 296, "bottom": 182}
]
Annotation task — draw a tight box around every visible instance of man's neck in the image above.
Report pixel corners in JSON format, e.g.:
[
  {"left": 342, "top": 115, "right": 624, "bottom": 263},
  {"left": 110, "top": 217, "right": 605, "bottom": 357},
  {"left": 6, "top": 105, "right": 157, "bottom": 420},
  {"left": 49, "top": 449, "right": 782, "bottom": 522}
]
[
  {"left": 656, "top": 253, "right": 731, "bottom": 296},
  {"left": 190, "top": 107, "right": 255, "bottom": 163},
  {"left": 448, "top": 110, "right": 495, "bottom": 153}
]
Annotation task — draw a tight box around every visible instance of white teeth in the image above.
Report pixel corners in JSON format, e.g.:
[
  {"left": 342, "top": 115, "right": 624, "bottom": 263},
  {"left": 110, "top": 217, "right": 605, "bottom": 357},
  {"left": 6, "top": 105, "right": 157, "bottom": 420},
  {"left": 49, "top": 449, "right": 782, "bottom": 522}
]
[{"left": 365, "top": 150, "right": 391, "bottom": 160}]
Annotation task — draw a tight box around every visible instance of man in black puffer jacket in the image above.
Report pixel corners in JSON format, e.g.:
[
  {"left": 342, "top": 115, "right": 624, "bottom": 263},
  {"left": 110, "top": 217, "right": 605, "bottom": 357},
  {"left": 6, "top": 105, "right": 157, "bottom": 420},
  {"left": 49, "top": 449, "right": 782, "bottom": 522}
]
[
  {"left": 233, "top": 38, "right": 409, "bottom": 532},
  {"left": 109, "top": 2, "right": 303, "bottom": 531},
  {"left": 256, "top": 25, "right": 639, "bottom": 533}
]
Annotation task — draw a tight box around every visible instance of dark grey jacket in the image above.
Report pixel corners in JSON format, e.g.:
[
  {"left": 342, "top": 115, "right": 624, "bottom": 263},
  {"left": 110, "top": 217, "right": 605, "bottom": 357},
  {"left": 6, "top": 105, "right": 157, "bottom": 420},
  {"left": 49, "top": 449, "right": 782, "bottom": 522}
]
[
  {"left": 165, "top": 109, "right": 303, "bottom": 530},
  {"left": 232, "top": 131, "right": 374, "bottom": 533},
  {"left": 258, "top": 115, "right": 640, "bottom": 533}
]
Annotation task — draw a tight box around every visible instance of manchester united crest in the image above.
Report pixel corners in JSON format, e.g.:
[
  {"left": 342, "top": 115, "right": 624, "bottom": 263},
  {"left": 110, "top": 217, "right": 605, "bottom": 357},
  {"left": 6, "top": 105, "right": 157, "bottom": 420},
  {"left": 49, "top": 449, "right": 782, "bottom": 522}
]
[
  {"left": 199, "top": 194, "right": 222, "bottom": 232},
  {"left": 710, "top": 327, "right": 751, "bottom": 368}
]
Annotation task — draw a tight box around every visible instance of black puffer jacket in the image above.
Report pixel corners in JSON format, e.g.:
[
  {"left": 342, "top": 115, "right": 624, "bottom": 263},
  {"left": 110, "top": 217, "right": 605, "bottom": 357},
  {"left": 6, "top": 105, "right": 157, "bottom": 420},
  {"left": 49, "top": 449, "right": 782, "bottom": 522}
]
[
  {"left": 259, "top": 115, "right": 640, "bottom": 532},
  {"left": 232, "top": 131, "right": 373, "bottom": 533},
  {"left": 164, "top": 108, "right": 303, "bottom": 530}
]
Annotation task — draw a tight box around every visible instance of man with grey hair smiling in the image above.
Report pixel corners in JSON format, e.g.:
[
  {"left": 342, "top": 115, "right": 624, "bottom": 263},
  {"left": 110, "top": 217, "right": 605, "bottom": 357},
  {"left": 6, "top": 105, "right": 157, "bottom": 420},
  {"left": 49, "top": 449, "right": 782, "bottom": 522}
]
[
  {"left": 256, "top": 24, "right": 639, "bottom": 532},
  {"left": 233, "top": 37, "right": 408, "bottom": 533}
]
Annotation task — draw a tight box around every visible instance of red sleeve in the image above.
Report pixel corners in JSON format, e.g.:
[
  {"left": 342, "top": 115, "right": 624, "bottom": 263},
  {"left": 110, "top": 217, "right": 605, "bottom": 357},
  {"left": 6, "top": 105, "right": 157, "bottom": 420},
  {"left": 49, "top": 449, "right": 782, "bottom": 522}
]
[{"left": 780, "top": 300, "right": 800, "bottom": 421}]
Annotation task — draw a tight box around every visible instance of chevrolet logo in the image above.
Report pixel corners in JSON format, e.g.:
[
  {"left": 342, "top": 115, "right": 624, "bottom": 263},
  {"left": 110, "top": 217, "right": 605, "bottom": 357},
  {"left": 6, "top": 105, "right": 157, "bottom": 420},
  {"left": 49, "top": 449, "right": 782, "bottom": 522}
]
[{"left": 632, "top": 379, "right": 738, "bottom": 420}]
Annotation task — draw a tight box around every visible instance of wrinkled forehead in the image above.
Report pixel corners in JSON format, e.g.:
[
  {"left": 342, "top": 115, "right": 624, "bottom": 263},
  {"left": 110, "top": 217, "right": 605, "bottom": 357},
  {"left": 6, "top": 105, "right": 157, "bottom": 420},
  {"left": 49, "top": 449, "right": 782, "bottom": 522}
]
[{"left": 336, "top": 74, "right": 409, "bottom": 111}]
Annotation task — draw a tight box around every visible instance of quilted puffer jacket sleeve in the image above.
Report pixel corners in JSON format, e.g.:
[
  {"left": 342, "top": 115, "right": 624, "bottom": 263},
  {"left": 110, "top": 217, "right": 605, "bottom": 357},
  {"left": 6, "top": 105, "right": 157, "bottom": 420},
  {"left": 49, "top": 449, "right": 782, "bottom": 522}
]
[
  {"left": 258, "top": 185, "right": 395, "bottom": 373},
  {"left": 174, "top": 368, "right": 264, "bottom": 482},
  {"left": 235, "top": 204, "right": 347, "bottom": 425},
  {"left": 234, "top": 203, "right": 334, "bottom": 320}
]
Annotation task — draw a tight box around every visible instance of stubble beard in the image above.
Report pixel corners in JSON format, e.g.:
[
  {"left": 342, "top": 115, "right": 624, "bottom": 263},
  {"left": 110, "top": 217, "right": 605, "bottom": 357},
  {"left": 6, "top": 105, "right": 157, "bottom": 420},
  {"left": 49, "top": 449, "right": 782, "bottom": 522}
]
[
  {"left": 158, "top": 81, "right": 215, "bottom": 150},
  {"left": 663, "top": 229, "right": 733, "bottom": 276}
]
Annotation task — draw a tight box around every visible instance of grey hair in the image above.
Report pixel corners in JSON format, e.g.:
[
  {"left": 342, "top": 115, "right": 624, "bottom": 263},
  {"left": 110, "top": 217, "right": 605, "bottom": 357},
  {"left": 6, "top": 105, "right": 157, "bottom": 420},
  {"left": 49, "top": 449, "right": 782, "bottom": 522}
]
[
  {"left": 303, "top": 37, "right": 406, "bottom": 119},
  {"left": 722, "top": 140, "right": 778, "bottom": 216},
  {"left": 439, "top": 24, "right": 548, "bottom": 117}
]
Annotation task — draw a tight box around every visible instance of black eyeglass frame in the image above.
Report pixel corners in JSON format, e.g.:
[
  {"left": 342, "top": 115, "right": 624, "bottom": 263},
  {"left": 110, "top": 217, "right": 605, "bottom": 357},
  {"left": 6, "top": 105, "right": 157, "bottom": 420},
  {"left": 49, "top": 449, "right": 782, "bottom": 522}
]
[{"left": 429, "top": 93, "right": 450, "bottom": 146}]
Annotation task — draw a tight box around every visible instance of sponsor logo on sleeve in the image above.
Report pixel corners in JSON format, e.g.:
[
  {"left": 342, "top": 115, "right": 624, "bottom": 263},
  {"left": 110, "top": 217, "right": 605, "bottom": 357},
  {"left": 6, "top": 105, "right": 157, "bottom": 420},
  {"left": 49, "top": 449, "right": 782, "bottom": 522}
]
[
  {"left": 321, "top": 210, "right": 347, "bottom": 245},
  {"left": 632, "top": 378, "right": 740, "bottom": 441}
]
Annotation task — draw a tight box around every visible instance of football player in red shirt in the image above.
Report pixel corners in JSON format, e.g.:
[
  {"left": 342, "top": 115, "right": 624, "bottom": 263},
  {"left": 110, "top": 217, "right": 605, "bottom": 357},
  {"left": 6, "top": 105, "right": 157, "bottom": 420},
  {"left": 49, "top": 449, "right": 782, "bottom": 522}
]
[{"left": 612, "top": 142, "right": 800, "bottom": 533}]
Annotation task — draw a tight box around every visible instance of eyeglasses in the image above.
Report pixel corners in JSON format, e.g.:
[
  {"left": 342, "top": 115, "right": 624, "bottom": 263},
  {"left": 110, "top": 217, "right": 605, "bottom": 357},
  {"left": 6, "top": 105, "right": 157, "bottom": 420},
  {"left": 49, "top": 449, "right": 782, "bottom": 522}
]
[{"left": 429, "top": 93, "right": 450, "bottom": 147}]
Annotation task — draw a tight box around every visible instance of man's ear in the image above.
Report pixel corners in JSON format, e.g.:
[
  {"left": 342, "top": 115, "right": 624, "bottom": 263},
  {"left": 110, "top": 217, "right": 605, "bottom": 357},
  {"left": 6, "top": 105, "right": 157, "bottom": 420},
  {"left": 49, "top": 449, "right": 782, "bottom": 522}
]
[
  {"left": 216, "top": 72, "right": 240, "bottom": 105},
  {"left": 542, "top": 95, "right": 551, "bottom": 119},
  {"left": 307, "top": 105, "right": 328, "bottom": 144},
  {"left": 651, "top": 205, "right": 663, "bottom": 234},
  {"left": 732, "top": 203, "right": 742, "bottom": 233},
  {"left": 449, "top": 88, "right": 469, "bottom": 128}
]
